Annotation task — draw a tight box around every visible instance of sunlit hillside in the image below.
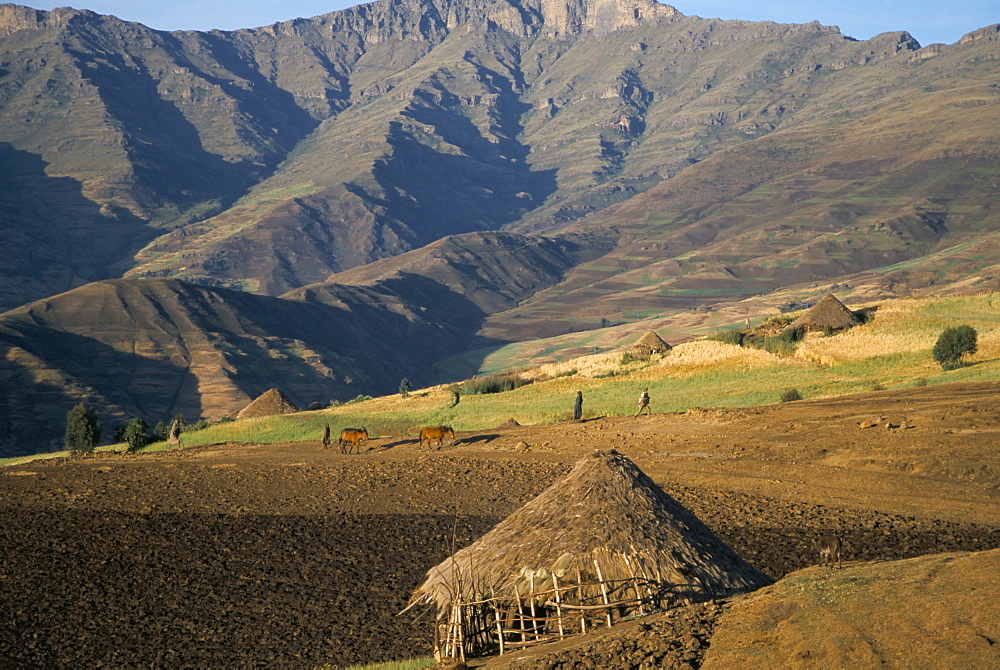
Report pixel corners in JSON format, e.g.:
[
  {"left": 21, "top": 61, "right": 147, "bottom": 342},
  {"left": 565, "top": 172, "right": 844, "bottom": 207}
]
[{"left": 124, "top": 292, "right": 1000, "bottom": 452}]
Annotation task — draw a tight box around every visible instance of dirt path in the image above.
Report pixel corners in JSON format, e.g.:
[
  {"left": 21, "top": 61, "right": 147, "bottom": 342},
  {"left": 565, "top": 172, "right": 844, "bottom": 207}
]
[{"left": 2, "top": 382, "right": 998, "bottom": 666}]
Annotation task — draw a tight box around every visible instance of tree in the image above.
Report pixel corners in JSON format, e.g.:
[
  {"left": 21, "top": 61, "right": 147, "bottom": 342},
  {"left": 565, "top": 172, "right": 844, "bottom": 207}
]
[
  {"left": 399, "top": 377, "right": 412, "bottom": 398},
  {"left": 115, "top": 418, "right": 150, "bottom": 452},
  {"left": 933, "top": 325, "right": 978, "bottom": 370},
  {"left": 64, "top": 403, "right": 101, "bottom": 454}
]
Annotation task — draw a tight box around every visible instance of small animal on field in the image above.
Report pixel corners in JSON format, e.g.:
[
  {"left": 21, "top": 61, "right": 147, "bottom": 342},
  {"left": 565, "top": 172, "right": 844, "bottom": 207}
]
[
  {"left": 419, "top": 425, "right": 455, "bottom": 450},
  {"left": 322, "top": 423, "right": 331, "bottom": 448},
  {"left": 816, "top": 535, "right": 842, "bottom": 568},
  {"left": 338, "top": 427, "right": 369, "bottom": 454}
]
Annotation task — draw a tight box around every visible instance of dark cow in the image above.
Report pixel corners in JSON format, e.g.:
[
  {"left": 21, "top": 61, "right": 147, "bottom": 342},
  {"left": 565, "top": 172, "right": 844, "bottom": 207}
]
[
  {"left": 338, "top": 427, "right": 369, "bottom": 454},
  {"left": 419, "top": 425, "right": 455, "bottom": 450}
]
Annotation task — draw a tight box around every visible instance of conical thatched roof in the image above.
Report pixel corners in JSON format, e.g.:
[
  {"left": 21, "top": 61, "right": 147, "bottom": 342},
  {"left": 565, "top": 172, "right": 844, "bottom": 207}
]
[
  {"left": 789, "top": 294, "right": 861, "bottom": 331},
  {"left": 631, "top": 330, "right": 671, "bottom": 357},
  {"left": 236, "top": 388, "right": 298, "bottom": 420},
  {"left": 407, "top": 450, "right": 771, "bottom": 617}
]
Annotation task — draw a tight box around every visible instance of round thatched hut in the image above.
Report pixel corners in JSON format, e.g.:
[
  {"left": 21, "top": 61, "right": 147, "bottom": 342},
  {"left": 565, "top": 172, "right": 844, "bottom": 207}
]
[
  {"left": 406, "top": 450, "right": 771, "bottom": 661},
  {"left": 236, "top": 388, "right": 298, "bottom": 420},
  {"left": 788, "top": 294, "right": 861, "bottom": 333},
  {"left": 630, "top": 330, "right": 671, "bottom": 358}
]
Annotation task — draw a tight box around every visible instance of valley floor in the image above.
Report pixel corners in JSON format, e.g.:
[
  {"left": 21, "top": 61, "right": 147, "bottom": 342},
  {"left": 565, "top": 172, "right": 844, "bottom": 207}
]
[{"left": 2, "top": 382, "right": 999, "bottom": 666}]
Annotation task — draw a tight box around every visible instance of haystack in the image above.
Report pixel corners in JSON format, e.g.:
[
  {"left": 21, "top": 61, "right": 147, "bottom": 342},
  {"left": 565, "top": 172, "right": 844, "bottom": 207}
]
[
  {"left": 630, "top": 330, "right": 671, "bottom": 357},
  {"left": 406, "top": 450, "right": 771, "bottom": 660},
  {"left": 788, "top": 294, "right": 861, "bottom": 332},
  {"left": 236, "top": 388, "right": 298, "bottom": 420}
]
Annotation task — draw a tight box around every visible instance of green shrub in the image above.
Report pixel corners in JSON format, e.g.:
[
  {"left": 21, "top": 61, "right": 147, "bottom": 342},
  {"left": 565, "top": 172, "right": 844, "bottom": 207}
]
[
  {"left": 398, "top": 378, "right": 412, "bottom": 398},
  {"left": 932, "top": 325, "right": 978, "bottom": 370},
  {"left": 620, "top": 352, "right": 642, "bottom": 365},
  {"left": 347, "top": 394, "right": 374, "bottom": 404},
  {"left": 780, "top": 387, "right": 803, "bottom": 402},
  {"left": 761, "top": 327, "right": 803, "bottom": 356},
  {"left": 709, "top": 329, "right": 745, "bottom": 346},
  {"left": 64, "top": 402, "right": 101, "bottom": 455},
  {"left": 822, "top": 325, "right": 834, "bottom": 337},
  {"left": 462, "top": 372, "right": 531, "bottom": 395},
  {"left": 115, "top": 418, "right": 150, "bottom": 452},
  {"left": 913, "top": 377, "right": 928, "bottom": 387}
]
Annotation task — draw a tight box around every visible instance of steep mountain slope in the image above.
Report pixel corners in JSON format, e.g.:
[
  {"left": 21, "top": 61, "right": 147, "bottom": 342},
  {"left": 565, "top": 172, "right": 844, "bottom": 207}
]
[
  {"left": 0, "top": 231, "right": 575, "bottom": 455},
  {"left": 1, "top": 1, "right": 999, "bottom": 454},
  {"left": 4, "top": 0, "right": 997, "bottom": 308},
  {"left": 480, "top": 25, "right": 1000, "bottom": 339}
]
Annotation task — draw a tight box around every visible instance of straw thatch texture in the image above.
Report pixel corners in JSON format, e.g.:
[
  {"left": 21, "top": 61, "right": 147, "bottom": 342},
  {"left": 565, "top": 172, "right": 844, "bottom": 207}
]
[
  {"left": 408, "top": 450, "right": 771, "bottom": 619},
  {"left": 236, "top": 388, "right": 298, "bottom": 419},
  {"left": 630, "top": 330, "right": 672, "bottom": 357},
  {"left": 789, "top": 294, "right": 861, "bottom": 332}
]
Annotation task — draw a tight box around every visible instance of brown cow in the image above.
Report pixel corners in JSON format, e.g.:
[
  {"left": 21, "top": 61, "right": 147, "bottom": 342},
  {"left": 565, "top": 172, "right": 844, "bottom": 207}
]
[
  {"left": 419, "top": 425, "right": 455, "bottom": 450},
  {"left": 338, "top": 427, "right": 369, "bottom": 454},
  {"left": 816, "top": 535, "right": 842, "bottom": 568}
]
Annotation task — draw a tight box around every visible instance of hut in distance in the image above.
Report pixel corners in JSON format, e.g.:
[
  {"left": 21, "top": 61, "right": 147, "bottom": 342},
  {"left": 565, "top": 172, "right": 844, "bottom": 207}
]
[
  {"left": 406, "top": 450, "right": 771, "bottom": 661},
  {"left": 788, "top": 294, "right": 861, "bottom": 333},
  {"left": 236, "top": 388, "right": 298, "bottom": 420},
  {"left": 630, "top": 330, "right": 672, "bottom": 358}
]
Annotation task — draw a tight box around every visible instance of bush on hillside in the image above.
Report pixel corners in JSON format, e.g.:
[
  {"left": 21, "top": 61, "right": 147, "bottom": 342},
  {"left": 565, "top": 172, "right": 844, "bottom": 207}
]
[
  {"left": 780, "top": 388, "right": 803, "bottom": 402},
  {"left": 64, "top": 402, "right": 101, "bottom": 455},
  {"left": 932, "top": 325, "right": 978, "bottom": 370},
  {"left": 462, "top": 372, "right": 531, "bottom": 395},
  {"left": 760, "top": 327, "right": 803, "bottom": 356},
  {"left": 708, "top": 329, "right": 745, "bottom": 346},
  {"left": 399, "top": 378, "right": 412, "bottom": 398},
  {"left": 115, "top": 418, "right": 150, "bottom": 452}
]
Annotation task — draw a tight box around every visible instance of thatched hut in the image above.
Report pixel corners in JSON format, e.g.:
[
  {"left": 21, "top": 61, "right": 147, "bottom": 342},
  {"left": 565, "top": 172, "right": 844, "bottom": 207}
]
[
  {"left": 788, "top": 294, "right": 861, "bottom": 333},
  {"left": 630, "top": 330, "right": 672, "bottom": 358},
  {"left": 406, "top": 450, "right": 771, "bottom": 661},
  {"left": 236, "top": 388, "right": 298, "bottom": 420}
]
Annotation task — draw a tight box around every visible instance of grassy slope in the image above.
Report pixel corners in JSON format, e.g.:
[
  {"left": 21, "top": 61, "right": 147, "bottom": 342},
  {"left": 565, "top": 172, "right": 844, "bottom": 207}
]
[{"left": 98, "top": 292, "right": 999, "bottom": 453}]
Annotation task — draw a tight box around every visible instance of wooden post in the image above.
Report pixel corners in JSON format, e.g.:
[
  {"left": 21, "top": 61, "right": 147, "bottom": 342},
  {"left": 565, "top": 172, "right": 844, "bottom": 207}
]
[
  {"left": 553, "top": 572, "right": 565, "bottom": 639},
  {"left": 594, "top": 560, "right": 614, "bottom": 628},
  {"left": 514, "top": 583, "right": 526, "bottom": 644},
  {"left": 528, "top": 572, "right": 539, "bottom": 641},
  {"left": 577, "top": 568, "right": 586, "bottom": 633},
  {"left": 493, "top": 590, "right": 506, "bottom": 655}
]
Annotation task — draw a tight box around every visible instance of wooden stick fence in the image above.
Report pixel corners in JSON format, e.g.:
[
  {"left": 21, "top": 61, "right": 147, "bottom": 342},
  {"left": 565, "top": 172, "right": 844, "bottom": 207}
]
[{"left": 434, "top": 575, "right": 670, "bottom": 660}]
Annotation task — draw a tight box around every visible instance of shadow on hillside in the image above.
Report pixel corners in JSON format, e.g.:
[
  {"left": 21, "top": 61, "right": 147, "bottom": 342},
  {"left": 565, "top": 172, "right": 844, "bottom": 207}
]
[
  {"left": 0, "top": 144, "right": 152, "bottom": 312},
  {"left": 0, "top": 322, "right": 202, "bottom": 458}
]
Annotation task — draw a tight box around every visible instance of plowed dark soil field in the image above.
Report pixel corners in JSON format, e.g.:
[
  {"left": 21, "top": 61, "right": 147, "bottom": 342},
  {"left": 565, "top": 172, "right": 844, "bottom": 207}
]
[{"left": 2, "top": 382, "right": 999, "bottom": 667}]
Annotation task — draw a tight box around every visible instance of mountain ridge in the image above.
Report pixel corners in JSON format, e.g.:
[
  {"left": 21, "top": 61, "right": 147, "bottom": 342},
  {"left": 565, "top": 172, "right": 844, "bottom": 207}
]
[{"left": 1, "top": 0, "right": 999, "bottom": 455}]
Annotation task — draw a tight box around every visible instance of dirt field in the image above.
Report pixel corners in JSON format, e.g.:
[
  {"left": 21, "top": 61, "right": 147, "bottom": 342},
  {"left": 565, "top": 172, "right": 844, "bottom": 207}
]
[{"left": 2, "top": 382, "right": 999, "bottom": 667}]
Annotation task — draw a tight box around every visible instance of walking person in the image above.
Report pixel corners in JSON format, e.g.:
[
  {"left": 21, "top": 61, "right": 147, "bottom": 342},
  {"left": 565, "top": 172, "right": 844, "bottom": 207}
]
[
  {"left": 573, "top": 390, "right": 583, "bottom": 421},
  {"left": 634, "top": 387, "right": 651, "bottom": 417}
]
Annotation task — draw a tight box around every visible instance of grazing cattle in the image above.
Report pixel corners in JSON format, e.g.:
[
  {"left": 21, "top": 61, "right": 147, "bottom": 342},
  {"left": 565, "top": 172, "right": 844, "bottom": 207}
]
[
  {"left": 816, "top": 535, "right": 842, "bottom": 568},
  {"left": 419, "top": 425, "right": 455, "bottom": 450},
  {"left": 338, "top": 427, "right": 369, "bottom": 454}
]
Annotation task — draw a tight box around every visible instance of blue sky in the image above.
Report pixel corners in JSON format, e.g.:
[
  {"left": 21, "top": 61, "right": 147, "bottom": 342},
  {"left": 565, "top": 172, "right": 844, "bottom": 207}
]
[{"left": 17, "top": 1, "right": 998, "bottom": 46}]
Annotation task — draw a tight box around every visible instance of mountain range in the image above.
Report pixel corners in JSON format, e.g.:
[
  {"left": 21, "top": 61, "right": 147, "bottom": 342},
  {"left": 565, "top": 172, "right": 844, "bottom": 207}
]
[{"left": 1, "top": 0, "right": 998, "bottom": 455}]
